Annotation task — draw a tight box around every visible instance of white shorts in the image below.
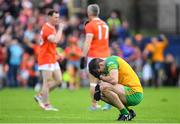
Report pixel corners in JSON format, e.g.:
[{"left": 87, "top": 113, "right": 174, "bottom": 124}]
[
  {"left": 86, "top": 57, "right": 106, "bottom": 72},
  {"left": 38, "top": 62, "right": 60, "bottom": 71}
]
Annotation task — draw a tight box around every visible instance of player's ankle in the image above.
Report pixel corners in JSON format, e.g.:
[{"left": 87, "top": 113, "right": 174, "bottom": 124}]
[{"left": 120, "top": 108, "right": 129, "bottom": 115}]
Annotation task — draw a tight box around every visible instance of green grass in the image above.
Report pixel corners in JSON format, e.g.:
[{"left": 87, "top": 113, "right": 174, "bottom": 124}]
[{"left": 0, "top": 87, "right": 180, "bottom": 123}]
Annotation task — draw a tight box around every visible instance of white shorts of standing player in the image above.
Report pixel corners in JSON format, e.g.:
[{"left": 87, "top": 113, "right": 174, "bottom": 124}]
[{"left": 38, "top": 62, "right": 60, "bottom": 71}]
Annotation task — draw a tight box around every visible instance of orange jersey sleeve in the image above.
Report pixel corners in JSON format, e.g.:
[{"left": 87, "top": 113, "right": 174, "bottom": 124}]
[
  {"left": 38, "top": 23, "right": 57, "bottom": 65},
  {"left": 85, "top": 22, "right": 94, "bottom": 34},
  {"left": 85, "top": 18, "right": 110, "bottom": 58}
]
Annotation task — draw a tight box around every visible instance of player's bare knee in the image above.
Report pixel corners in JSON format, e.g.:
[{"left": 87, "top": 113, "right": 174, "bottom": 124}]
[
  {"left": 100, "top": 83, "right": 111, "bottom": 92},
  {"left": 43, "top": 81, "right": 50, "bottom": 88},
  {"left": 55, "top": 77, "right": 62, "bottom": 85},
  {"left": 46, "top": 78, "right": 53, "bottom": 83}
]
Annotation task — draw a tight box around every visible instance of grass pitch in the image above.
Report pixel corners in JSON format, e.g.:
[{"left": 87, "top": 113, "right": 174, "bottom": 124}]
[{"left": 0, "top": 87, "right": 180, "bottom": 123}]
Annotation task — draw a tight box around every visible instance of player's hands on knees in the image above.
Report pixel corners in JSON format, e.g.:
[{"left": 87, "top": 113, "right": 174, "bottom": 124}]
[
  {"left": 80, "top": 57, "right": 86, "bottom": 69},
  {"left": 94, "top": 84, "right": 101, "bottom": 101}
]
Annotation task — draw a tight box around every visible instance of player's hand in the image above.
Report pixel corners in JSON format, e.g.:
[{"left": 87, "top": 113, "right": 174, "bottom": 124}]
[
  {"left": 93, "top": 72, "right": 101, "bottom": 79},
  {"left": 95, "top": 84, "right": 100, "bottom": 91},
  {"left": 58, "top": 22, "right": 65, "bottom": 30},
  {"left": 89, "top": 67, "right": 101, "bottom": 79},
  {"left": 94, "top": 84, "right": 101, "bottom": 101},
  {"left": 160, "top": 34, "right": 166, "bottom": 39},
  {"left": 80, "top": 57, "right": 86, "bottom": 69}
]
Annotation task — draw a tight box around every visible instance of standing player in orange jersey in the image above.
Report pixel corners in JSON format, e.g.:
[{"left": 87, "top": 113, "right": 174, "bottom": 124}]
[
  {"left": 81, "top": 4, "right": 111, "bottom": 110},
  {"left": 34, "top": 10, "right": 64, "bottom": 111}
]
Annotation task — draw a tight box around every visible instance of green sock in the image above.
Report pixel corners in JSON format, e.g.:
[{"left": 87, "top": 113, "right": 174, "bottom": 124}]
[{"left": 120, "top": 108, "right": 129, "bottom": 115}]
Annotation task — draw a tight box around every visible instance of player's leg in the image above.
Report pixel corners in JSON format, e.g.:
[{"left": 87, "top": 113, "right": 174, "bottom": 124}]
[
  {"left": 34, "top": 70, "right": 53, "bottom": 109},
  {"left": 100, "top": 82, "right": 128, "bottom": 110},
  {"left": 40, "top": 70, "right": 53, "bottom": 104},
  {"left": 99, "top": 82, "right": 132, "bottom": 121},
  {"left": 40, "top": 63, "right": 62, "bottom": 111},
  {"left": 88, "top": 72, "right": 101, "bottom": 110},
  {"left": 87, "top": 57, "right": 101, "bottom": 110},
  {"left": 50, "top": 69, "right": 62, "bottom": 91},
  {"left": 100, "top": 82, "right": 143, "bottom": 120},
  {"left": 37, "top": 70, "right": 60, "bottom": 111},
  {"left": 104, "top": 83, "right": 143, "bottom": 107}
]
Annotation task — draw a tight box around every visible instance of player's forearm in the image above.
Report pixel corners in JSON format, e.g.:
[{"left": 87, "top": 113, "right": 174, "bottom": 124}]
[
  {"left": 100, "top": 75, "right": 117, "bottom": 85},
  {"left": 82, "top": 34, "right": 93, "bottom": 56},
  {"left": 54, "top": 28, "right": 63, "bottom": 43},
  {"left": 160, "top": 34, "right": 168, "bottom": 45},
  {"left": 82, "top": 41, "right": 90, "bottom": 56}
]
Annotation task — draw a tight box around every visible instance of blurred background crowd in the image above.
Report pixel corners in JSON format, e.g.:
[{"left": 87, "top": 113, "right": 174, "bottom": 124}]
[{"left": 0, "top": 0, "right": 180, "bottom": 90}]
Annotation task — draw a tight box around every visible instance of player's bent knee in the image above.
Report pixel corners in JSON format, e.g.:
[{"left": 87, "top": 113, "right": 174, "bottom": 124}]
[
  {"left": 100, "top": 83, "right": 111, "bottom": 92},
  {"left": 55, "top": 78, "right": 62, "bottom": 85},
  {"left": 45, "top": 78, "right": 53, "bottom": 83}
]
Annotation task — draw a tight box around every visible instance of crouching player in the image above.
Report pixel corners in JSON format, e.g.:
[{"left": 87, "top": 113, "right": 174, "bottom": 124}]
[{"left": 88, "top": 55, "right": 143, "bottom": 121}]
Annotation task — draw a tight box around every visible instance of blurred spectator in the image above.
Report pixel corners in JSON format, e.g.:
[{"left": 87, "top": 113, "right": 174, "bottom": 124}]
[
  {"left": 0, "top": 26, "right": 12, "bottom": 45},
  {"left": 133, "top": 34, "right": 146, "bottom": 52},
  {"left": 117, "top": 20, "right": 130, "bottom": 43},
  {"left": 9, "top": 0, "right": 21, "bottom": 18},
  {"left": 13, "top": 23, "right": 24, "bottom": 43},
  {"left": 120, "top": 38, "right": 135, "bottom": 63},
  {"left": 164, "top": 54, "right": 180, "bottom": 86},
  {"left": 142, "top": 60, "right": 153, "bottom": 86},
  {"left": 62, "top": 64, "right": 80, "bottom": 90},
  {"left": 64, "top": 15, "right": 82, "bottom": 37},
  {"left": 110, "top": 42, "right": 122, "bottom": 57},
  {"left": 6, "top": 38, "right": 23, "bottom": 87},
  {"left": 24, "top": 24, "right": 35, "bottom": 42},
  {"left": 107, "top": 10, "right": 121, "bottom": 42},
  {"left": 0, "top": 0, "right": 9, "bottom": 18},
  {"left": 143, "top": 35, "right": 168, "bottom": 87},
  {"left": 132, "top": 46, "right": 143, "bottom": 79},
  {"left": 143, "top": 41, "right": 154, "bottom": 61},
  {"left": 38, "top": 0, "right": 53, "bottom": 12},
  {"left": 151, "top": 35, "right": 168, "bottom": 87},
  {"left": 4, "top": 12, "right": 14, "bottom": 26},
  {"left": 19, "top": 53, "right": 30, "bottom": 87},
  {"left": 19, "top": 53, "right": 39, "bottom": 88},
  {"left": 59, "top": 2, "right": 69, "bottom": 18},
  {"left": 65, "top": 36, "right": 82, "bottom": 69},
  {"left": 0, "top": 43, "right": 7, "bottom": 88},
  {"left": 0, "top": 21, "right": 5, "bottom": 36},
  {"left": 21, "top": 0, "right": 33, "bottom": 17}
]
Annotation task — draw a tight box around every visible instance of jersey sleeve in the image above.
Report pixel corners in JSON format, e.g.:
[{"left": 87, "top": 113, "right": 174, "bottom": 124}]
[
  {"left": 41, "top": 25, "right": 55, "bottom": 40},
  {"left": 85, "top": 23, "right": 94, "bottom": 35},
  {"left": 106, "top": 59, "right": 119, "bottom": 72}
]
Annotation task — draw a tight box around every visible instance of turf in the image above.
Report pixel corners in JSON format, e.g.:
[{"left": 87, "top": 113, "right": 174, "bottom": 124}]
[{"left": 0, "top": 87, "right": 180, "bottom": 123}]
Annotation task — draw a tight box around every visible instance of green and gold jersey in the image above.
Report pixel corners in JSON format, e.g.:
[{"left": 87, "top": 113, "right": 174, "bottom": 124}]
[{"left": 104, "top": 56, "right": 143, "bottom": 93}]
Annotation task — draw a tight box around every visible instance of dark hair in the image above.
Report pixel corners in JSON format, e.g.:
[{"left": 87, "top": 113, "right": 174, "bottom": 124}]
[
  {"left": 48, "top": 10, "right": 58, "bottom": 16},
  {"left": 88, "top": 58, "right": 103, "bottom": 75}
]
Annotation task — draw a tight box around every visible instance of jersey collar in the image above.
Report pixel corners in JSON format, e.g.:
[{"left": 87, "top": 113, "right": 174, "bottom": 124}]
[
  {"left": 92, "top": 17, "right": 100, "bottom": 21},
  {"left": 46, "top": 22, "right": 55, "bottom": 29}
]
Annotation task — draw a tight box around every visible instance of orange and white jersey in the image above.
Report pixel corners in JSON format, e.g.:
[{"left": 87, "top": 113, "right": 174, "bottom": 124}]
[
  {"left": 38, "top": 23, "right": 57, "bottom": 65},
  {"left": 85, "top": 18, "right": 110, "bottom": 58}
]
